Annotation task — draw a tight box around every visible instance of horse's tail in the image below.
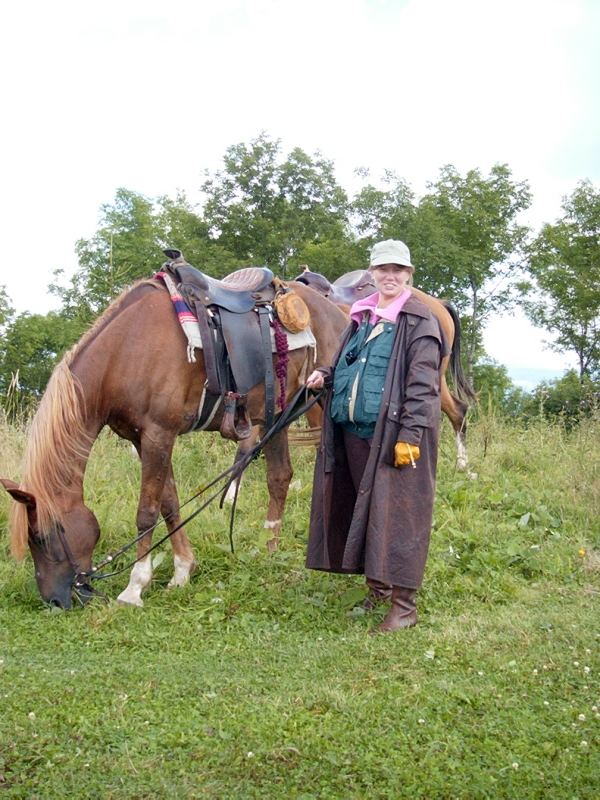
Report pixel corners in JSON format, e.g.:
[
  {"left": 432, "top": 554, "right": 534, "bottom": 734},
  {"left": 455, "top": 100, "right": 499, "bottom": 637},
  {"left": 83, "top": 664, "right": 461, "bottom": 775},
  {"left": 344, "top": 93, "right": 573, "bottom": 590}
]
[{"left": 442, "top": 301, "right": 477, "bottom": 406}]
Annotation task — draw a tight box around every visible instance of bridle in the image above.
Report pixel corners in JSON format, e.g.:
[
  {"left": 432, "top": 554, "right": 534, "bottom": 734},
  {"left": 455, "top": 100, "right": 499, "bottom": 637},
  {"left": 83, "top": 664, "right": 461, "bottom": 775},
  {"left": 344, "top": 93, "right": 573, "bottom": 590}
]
[{"left": 28, "top": 523, "right": 104, "bottom": 606}]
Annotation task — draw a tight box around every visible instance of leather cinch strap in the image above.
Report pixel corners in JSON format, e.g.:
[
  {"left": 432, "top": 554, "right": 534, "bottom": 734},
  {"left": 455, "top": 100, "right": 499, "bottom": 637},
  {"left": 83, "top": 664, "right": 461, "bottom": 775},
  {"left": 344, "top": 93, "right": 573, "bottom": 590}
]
[{"left": 257, "top": 306, "right": 275, "bottom": 431}]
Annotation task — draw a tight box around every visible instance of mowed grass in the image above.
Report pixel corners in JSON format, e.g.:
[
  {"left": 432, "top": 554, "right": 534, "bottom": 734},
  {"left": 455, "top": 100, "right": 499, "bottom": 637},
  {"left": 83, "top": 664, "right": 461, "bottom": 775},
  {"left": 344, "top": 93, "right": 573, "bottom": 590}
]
[{"left": 0, "top": 411, "right": 598, "bottom": 799}]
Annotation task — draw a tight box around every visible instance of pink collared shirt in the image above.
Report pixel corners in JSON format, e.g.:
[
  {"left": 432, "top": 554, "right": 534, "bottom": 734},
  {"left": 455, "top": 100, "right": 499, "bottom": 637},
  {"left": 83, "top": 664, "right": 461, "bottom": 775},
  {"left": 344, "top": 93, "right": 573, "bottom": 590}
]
[{"left": 350, "top": 289, "right": 412, "bottom": 325}]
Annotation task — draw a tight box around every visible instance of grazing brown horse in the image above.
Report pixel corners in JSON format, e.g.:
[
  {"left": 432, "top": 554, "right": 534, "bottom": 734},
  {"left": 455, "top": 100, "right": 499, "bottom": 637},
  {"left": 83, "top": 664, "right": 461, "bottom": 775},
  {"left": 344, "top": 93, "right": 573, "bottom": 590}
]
[
  {"left": 1, "top": 278, "right": 348, "bottom": 609},
  {"left": 295, "top": 268, "right": 476, "bottom": 469}
]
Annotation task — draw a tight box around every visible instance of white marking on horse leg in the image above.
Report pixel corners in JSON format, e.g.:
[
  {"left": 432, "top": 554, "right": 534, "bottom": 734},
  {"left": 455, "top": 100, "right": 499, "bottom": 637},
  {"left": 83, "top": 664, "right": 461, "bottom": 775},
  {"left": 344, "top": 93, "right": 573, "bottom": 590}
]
[
  {"left": 264, "top": 519, "right": 282, "bottom": 554},
  {"left": 264, "top": 519, "right": 282, "bottom": 530},
  {"left": 456, "top": 432, "right": 468, "bottom": 471},
  {"left": 456, "top": 432, "right": 478, "bottom": 479},
  {"left": 223, "top": 476, "right": 242, "bottom": 505},
  {"left": 167, "top": 554, "right": 195, "bottom": 588},
  {"left": 117, "top": 554, "right": 152, "bottom": 607}
]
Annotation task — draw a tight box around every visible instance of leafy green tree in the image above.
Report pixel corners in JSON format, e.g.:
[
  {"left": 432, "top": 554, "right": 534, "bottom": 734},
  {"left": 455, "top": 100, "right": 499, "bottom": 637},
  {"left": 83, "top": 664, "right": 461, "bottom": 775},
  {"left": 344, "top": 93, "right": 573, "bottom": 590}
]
[
  {"left": 350, "top": 169, "right": 415, "bottom": 241},
  {"left": 50, "top": 188, "right": 164, "bottom": 323},
  {"left": 416, "top": 164, "right": 532, "bottom": 378},
  {"left": 524, "top": 180, "right": 600, "bottom": 380},
  {"left": 349, "top": 165, "right": 531, "bottom": 377},
  {"left": 525, "top": 369, "right": 599, "bottom": 427},
  {"left": 0, "top": 312, "right": 82, "bottom": 410},
  {"left": 201, "top": 133, "right": 351, "bottom": 275},
  {"left": 155, "top": 192, "right": 239, "bottom": 278},
  {"left": 470, "top": 359, "right": 529, "bottom": 418},
  {"left": 0, "top": 285, "right": 14, "bottom": 331}
]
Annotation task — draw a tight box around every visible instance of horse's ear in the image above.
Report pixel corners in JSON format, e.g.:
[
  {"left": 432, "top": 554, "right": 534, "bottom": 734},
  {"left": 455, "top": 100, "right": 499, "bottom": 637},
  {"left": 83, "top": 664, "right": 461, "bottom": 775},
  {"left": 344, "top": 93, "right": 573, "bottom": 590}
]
[{"left": 0, "top": 478, "right": 37, "bottom": 510}]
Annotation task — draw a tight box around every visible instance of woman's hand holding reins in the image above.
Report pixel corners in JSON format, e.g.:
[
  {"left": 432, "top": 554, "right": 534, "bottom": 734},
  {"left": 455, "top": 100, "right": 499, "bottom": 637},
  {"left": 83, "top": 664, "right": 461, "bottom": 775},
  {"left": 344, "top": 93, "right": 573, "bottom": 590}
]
[{"left": 306, "top": 370, "right": 326, "bottom": 391}]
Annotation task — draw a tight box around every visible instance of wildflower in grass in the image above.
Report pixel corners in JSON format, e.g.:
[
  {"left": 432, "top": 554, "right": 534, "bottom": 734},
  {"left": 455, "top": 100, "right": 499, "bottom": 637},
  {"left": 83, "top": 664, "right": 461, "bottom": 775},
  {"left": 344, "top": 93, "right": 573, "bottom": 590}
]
[
  {"left": 511, "top": 762, "right": 519, "bottom": 769},
  {"left": 574, "top": 661, "right": 580, "bottom": 667},
  {"left": 533, "top": 668, "right": 538, "bottom": 674},
  {"left": 28, "top": 711, "right": 35, "bottom": 720},
  {"left": 247, "top": 752, "right": 255, "bottom": 758},
  {"left": 578, "top": 714, "right": 586, "bottom": 721},
  {"left": 583, "top": 666, "right": 590, "bottom": 674},
  {"left": 543, "top": 701, "right": 550, "bottom": 706},
  {"left": 578, "top": 548, "right": 586, "bottom": 556},
  {"left": 418, "top": 718, "right": 426, "bottom": 724},
  {"left": 580, "top": 741, "right": 588, "bottom": 748}
]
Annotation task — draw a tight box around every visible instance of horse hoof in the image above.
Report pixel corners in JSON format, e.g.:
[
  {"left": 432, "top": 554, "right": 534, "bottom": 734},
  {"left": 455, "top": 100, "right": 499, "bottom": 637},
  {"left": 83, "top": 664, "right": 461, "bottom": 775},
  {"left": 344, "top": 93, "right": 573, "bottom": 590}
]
[
  {"left": 266, "top": 537, "right": 279, "bottom": 554},
  {"left": 116, "top": 591, "right": 144, "bottom": 608}
]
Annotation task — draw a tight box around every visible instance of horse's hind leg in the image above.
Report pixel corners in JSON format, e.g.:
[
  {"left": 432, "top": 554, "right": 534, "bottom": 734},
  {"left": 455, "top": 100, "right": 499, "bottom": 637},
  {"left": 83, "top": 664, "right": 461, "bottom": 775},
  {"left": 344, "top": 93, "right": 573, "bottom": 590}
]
[
  {"left": 117, "top": 429, "right": 176, "bottom": 607},
  {"left": 441, "top": 377, "right": 470, "bottom": 471},
  {"left": 160, "top": 462, "right": 197, "bottom": 588},
  {"left": 262, "top": 428, "right": 293, "bottom": 553},
  {"left": 223, "top": 426, "right": 260, "bottom": 504}
]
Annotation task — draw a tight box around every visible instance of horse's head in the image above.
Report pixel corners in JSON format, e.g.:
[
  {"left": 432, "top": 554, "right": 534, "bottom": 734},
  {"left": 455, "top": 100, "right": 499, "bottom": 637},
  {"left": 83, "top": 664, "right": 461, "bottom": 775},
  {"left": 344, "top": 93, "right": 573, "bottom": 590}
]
[{"left": 1, "top": 478, "right": 100, "bottom": 609}]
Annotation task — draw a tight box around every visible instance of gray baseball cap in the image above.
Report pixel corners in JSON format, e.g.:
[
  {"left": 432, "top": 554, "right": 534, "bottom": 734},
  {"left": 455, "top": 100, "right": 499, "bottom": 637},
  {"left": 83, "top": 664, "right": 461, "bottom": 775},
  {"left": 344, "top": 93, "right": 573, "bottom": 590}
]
[{"left": 369, "top": 239, "right": 414, "bottom": 271}]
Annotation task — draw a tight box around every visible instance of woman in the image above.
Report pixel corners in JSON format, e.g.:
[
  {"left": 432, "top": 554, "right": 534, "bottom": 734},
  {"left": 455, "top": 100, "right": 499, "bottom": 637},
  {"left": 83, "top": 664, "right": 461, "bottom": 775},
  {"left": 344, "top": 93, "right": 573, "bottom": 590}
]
[{"left": 305, "top": 239, "right": 446, "bottom": 633}]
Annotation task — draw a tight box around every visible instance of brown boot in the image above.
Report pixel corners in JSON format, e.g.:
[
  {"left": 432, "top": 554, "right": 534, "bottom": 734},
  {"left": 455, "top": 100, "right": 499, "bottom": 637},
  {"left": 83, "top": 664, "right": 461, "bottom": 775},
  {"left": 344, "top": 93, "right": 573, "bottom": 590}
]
[
  {"left": 371, "top": 586, "right": 417, "bottom": 634},
  {"left": 362, "top": 577, "right": 392, "bottom": 611}
]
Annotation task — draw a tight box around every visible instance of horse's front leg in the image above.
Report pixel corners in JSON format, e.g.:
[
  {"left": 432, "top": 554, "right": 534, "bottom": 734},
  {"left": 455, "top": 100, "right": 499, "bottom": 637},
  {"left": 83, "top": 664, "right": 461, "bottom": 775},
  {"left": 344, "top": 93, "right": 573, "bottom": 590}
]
[
  {"left": 117, "top": 429, "right": 175, "bottom": 607},
  {"left": 262, "top": 428, "right": 293, "bottom": 554},
  {"left": 160, "top": 462, "right": 197, "bottom": 588}
]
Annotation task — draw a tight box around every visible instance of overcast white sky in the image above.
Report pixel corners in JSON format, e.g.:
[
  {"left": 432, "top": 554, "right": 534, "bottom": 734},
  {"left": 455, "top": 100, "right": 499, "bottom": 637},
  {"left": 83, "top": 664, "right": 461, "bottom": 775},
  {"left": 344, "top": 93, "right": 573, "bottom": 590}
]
[{"left": 1, "top": 0, "right": 599, "bottom": 381}]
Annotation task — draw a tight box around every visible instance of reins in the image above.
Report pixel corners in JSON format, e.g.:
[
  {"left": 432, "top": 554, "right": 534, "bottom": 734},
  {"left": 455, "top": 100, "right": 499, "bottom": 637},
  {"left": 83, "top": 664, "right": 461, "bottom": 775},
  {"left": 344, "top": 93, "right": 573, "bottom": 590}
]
[{"left": 72, "top": 385, "right": 322, "bottom": 593}]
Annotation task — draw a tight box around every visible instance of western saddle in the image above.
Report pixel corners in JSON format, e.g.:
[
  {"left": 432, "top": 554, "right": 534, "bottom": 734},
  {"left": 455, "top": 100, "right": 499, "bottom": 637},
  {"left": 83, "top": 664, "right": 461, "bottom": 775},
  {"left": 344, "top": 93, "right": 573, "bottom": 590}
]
[
  {"left": 294, "top": 267, "right": 375, "bottom": 308},
  {"left": 161, "top": 249, "right": 280, "bottom": 441}
]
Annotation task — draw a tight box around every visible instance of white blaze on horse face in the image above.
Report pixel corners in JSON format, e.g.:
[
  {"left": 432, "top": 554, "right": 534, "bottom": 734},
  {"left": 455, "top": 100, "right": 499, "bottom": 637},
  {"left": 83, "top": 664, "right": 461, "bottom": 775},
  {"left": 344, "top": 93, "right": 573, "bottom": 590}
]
[
  {"left": 167, "top": 554, "right": 195, "bottom": 588},
  {"left": 117, "top": 554, "right": 152, "bottom": 607}
]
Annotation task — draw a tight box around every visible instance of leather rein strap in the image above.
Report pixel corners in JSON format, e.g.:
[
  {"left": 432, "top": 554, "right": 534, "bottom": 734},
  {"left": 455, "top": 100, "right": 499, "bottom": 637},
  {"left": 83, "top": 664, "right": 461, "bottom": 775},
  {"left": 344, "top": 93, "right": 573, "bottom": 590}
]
[{"left": 74, "top": 385, "right": 322, "bottom": 590}]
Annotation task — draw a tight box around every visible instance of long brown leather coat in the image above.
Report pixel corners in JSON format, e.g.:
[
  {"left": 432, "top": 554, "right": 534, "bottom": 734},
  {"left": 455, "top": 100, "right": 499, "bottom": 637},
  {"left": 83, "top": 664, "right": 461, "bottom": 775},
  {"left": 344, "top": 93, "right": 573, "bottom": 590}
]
[{"left": 306, "top": 294, "right": 445, "bottom": 589}]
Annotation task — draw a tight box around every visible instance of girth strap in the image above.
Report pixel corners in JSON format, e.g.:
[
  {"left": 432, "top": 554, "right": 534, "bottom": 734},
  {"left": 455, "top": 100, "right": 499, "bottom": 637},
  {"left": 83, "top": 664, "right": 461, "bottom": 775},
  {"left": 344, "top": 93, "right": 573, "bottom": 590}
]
[
  {"left": 194, "top": 301, "right": 222, "bottom": 395},
  {"left": 257, "top": 306, "right": 275, "bottom": 430}
]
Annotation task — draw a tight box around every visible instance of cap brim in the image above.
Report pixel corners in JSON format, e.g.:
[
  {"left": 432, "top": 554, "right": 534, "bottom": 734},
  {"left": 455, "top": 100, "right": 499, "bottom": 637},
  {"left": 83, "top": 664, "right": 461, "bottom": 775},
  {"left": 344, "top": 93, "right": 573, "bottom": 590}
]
[{"left": 369, "top": 259, "right": 414, "bottom": 270}]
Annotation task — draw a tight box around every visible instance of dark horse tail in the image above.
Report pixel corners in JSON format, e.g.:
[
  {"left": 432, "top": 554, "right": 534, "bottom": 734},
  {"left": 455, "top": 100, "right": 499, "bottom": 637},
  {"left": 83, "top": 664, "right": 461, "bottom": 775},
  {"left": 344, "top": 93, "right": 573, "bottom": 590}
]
[{"left": 442, "top": 301, "right": 477, "bottom": 405}]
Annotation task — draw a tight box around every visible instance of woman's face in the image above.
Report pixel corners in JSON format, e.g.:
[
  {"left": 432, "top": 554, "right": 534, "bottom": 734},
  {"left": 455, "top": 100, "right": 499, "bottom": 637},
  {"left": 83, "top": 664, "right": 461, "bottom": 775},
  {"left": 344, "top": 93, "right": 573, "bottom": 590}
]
[{"left": 371, "top": 263, "right": 411, "bottom": 302}]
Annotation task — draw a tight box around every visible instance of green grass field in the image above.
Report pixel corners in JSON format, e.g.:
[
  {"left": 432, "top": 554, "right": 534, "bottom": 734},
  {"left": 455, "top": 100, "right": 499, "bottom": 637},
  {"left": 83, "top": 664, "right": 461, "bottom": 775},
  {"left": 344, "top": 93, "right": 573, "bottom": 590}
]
[{"left": 0, "top": 412, "right": 598, "bottom": 799}]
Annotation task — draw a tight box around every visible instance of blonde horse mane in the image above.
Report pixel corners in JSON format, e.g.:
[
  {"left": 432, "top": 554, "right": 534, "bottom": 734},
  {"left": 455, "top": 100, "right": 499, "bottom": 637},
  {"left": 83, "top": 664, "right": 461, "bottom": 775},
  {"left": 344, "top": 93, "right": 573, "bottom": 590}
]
[{"left": 10, "top": 280, "right": 159, "bottom": 559}]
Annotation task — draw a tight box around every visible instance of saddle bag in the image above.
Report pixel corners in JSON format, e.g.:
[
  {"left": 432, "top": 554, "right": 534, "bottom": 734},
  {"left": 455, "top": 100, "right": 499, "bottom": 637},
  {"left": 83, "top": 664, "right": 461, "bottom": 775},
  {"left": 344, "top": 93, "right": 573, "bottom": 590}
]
[{"left": 274, "top": 289, "right": 311, "bottom": 334}]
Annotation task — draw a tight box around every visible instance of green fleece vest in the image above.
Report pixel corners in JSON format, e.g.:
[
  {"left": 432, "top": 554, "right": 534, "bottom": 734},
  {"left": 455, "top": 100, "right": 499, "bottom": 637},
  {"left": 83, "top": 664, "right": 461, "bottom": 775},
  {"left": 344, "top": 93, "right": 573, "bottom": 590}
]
[{"left": 330, "top": 314, "right": 396, "bottom": 438}]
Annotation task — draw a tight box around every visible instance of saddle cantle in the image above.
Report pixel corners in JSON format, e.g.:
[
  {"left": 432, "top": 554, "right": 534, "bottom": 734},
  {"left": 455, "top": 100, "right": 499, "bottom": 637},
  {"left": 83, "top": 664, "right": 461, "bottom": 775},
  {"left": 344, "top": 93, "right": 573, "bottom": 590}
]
[
  {"left": 161, "top": 250, "right": 280, "bottom": 441},
  {"left": 164, "top": 249, "right": 275, "bottom": 312}
]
